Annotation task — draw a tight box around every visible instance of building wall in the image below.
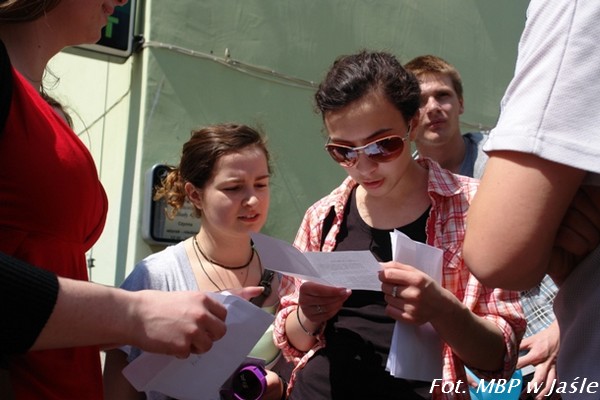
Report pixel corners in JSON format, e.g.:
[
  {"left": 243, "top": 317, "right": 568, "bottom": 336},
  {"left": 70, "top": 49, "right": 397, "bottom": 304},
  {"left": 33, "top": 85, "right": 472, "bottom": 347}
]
[{"left": 47, "top": 0, "right": 528, "bottom": 286}]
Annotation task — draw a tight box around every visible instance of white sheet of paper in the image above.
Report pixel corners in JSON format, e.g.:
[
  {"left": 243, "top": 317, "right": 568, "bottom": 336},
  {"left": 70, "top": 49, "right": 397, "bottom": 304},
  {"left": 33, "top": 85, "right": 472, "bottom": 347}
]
[
  {"left": 122, "top": 293, "right": 274, "bottom": 400},
  {"left": 251, "top": 232, "right": 382, "bottom": 290},
  {"left": 386, "top": 230, "right": 444, "bottom": 382}
]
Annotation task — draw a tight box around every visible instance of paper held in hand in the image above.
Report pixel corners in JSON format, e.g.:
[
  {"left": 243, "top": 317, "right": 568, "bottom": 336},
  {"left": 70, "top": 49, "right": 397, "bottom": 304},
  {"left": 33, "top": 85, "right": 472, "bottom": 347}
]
[
  {"left": 250, "top": 232, "right": 382, "bottom": 291},
  {"left": 251, "top": 231, "right": 444, "bottom": 382},
  {"left": 122, "top": 292, "right": 274, "bottom": 400},
  {"left": 386, "top": 229, "right": 444, "bottom": 382}
]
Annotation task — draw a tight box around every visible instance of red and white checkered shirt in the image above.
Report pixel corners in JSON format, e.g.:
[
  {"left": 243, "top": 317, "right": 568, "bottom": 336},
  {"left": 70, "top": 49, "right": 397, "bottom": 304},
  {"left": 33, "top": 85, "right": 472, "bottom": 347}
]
[{"left": 274, "top": 159, "right": 525, "bottom": 399}]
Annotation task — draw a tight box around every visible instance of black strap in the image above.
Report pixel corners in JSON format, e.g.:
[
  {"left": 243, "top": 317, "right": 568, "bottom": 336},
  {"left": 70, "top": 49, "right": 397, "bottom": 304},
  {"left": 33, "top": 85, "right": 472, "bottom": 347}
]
[
  {"left": 249, "top": 269, "right": 275, "bottom": 307},
  {"left": 319, "top": 207, "right": 336, "bottom": 251},
  {"left": 0, "top": 40, "right": 13, "bottom": 136}
]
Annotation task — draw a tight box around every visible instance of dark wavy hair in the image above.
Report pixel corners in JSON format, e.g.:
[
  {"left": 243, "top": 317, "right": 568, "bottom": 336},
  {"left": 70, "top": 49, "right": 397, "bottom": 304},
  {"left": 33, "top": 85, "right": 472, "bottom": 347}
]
[{"left": 315, "top": 50, "right": 421, "bottom": 123}]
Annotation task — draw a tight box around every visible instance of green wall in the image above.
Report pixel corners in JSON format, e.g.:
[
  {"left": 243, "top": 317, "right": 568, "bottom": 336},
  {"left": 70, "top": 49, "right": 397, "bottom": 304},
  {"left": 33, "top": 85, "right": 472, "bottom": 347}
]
[{"left": 136, "top": 0, "right": 528, "bottom": 244}]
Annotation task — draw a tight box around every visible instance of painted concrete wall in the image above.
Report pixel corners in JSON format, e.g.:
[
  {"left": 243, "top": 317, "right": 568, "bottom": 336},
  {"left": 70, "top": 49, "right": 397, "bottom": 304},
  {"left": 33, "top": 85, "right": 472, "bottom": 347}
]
[{"left": 47, "top": 1, "right": 528, "bottom": 286}]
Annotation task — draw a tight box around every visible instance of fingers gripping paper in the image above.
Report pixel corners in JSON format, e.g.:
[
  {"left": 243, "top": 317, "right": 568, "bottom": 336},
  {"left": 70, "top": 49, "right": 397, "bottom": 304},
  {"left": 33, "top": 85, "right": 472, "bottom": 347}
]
[
  {"left": 122, "top": 293, "right": 274, "bottom": 400},
  {"left": 386, "top": 230, "right": 444, "bottom": 382}
]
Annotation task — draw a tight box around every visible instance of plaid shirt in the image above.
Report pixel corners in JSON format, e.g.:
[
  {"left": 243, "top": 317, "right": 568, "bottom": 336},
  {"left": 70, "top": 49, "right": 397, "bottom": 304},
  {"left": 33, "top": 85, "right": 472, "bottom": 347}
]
[
  {"left": 521, "top": 275, "right": 557, "bottom": 338},
  {"left": 274, "top": 159, "right": 525, "bottom": 400}
]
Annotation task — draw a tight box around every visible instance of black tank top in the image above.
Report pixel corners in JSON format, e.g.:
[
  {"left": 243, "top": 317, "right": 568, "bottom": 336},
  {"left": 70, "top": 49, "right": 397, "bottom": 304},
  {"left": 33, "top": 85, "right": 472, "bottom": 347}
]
[{"left": 290, "top": 187, "right": 431, "bottom": 399}]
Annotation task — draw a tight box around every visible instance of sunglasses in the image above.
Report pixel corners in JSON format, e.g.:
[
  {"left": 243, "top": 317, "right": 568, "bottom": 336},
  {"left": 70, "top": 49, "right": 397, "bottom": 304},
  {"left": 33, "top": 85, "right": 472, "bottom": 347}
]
[{"left": 325, "top": 132, "right": 409, "bottom": 167}]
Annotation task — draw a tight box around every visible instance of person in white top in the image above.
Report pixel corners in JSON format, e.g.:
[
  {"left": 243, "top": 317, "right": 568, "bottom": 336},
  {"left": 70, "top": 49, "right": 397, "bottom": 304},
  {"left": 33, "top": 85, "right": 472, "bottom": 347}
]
[{"left": 463, "top": 1, "right": 600, "bottom": 398}]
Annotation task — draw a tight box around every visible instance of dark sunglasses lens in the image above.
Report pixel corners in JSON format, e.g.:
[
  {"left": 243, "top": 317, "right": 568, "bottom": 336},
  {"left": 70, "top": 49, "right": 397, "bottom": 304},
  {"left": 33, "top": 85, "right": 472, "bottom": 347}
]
[
  {"left": 326, "top": 145, "right": 358, "bottom": 166},
  {"left": 367, "top": 137, "right": 405, "bottom": 162}
]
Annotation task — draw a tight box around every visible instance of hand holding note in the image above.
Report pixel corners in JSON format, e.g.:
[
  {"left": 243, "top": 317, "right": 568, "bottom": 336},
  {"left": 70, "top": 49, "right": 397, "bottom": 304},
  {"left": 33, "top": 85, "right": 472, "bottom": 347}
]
[
  {"left": 298, "top": 281, "right": 351, "bottom": 324},
  {"left": 384, "top": 230, "right": 444, "bottom": 382},
  {"left": 379, "top": 261, "right": 449, "bottom": 325},
  {"left": 122, "top": 293, "right": 274, "bottom": 400}
]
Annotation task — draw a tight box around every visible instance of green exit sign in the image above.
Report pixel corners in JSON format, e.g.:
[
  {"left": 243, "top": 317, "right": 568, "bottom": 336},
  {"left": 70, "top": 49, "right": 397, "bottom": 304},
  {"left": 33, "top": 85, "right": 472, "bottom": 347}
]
[{"left": 71, "top": 0, "right": 137, "bottom": 61}]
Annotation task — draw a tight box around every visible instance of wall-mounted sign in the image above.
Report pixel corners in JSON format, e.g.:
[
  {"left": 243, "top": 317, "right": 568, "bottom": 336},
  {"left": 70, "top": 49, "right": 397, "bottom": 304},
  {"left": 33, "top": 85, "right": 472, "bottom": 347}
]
[{"left": 142, "top": 164, "right": 201, "bottom": 246}]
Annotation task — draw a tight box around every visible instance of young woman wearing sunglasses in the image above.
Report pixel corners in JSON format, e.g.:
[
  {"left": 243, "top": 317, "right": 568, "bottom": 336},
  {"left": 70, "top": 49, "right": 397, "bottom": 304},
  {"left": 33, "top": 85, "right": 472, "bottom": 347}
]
[{"left": 274, "top": 51, "right": 525, "bottom": 400}]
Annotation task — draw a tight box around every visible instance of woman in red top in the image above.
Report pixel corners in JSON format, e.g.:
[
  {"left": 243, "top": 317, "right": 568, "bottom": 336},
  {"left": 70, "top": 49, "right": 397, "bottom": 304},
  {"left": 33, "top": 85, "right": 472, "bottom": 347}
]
[{"left": 0, "top": 0, "right": 126, "bottom": 398}]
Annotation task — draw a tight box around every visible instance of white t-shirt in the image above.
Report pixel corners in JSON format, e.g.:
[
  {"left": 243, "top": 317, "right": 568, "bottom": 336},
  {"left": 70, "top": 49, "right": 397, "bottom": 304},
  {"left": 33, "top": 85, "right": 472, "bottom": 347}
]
[
  {"left": 484, "top": 0, "right": 600, "bottom": 395},
  {"left": 484, "top": 0, "right": 600, "bottom": 184}
]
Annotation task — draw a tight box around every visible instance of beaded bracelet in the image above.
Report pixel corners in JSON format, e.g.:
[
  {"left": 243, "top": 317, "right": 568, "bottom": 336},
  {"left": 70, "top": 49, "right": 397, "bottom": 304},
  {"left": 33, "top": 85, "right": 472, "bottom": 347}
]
[{"left": 296, "top": 307, "right": 321, "bottom": 337}]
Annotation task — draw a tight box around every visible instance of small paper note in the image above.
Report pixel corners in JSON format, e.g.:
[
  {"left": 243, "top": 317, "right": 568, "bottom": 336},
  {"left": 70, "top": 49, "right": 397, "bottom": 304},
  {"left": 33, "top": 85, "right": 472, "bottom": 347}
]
[
  {"left": 251, "top": 232, "right": 382, "bottom": 291},
  {"left": 386, "top": 230, "right": 444, "bottom": 382}
]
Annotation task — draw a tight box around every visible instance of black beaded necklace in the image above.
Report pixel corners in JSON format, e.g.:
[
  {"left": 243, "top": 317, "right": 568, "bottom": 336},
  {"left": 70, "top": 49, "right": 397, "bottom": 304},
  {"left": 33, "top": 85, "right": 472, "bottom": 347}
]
[
  {"left": 194, "top": 235, "right": 255, "bottom": 270},
  {"left": 192, "top": 236, "right": 253, "bottom": 291}
]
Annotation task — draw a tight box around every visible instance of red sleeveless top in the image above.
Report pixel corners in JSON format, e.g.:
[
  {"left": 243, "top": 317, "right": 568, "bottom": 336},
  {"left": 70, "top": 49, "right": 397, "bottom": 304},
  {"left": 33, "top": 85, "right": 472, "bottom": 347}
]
[{"left": 0, "top": 44, "right": 108, "bottom": 399}]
